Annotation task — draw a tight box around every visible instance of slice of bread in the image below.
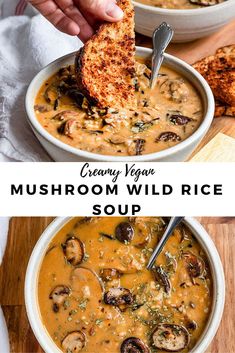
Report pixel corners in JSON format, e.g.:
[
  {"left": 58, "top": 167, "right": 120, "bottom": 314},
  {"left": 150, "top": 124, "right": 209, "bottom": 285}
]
[
  {"left": 216, "top": 44, "right": 235, "bottom": 56},
  {"left": 193, "top": 48, "right": 235, "bottom": 107},
  {"left": 75, "top": 0, "right": 136, "bottom": 109},
  {"left": 215, "top": 102, "right": 235, "bottom": 117}
]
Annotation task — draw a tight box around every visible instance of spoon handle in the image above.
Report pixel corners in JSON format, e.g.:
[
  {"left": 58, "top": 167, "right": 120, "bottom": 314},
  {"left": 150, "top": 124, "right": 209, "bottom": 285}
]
[
  {"left": 150, "top": 22, "right": 174, "bottom": 89},
  {"left": 147, "top": 217, "right": 184, "bottom": 270}
]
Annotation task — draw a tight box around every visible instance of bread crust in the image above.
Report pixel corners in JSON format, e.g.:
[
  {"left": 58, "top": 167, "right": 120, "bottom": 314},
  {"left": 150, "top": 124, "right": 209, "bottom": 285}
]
[
  {"left": 193, "top": 47, "right": 235, "bottom": 108},
  {"left": 215, "top": 102, "right": 235, "bottom": 117},
  {"left": 75, "top": 0, "right": 136, "bottom": 109}
]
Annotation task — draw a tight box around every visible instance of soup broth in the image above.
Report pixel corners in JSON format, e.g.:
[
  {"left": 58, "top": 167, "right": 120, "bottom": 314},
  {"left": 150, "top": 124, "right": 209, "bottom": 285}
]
[
  {"left": 136, "top": 0, "right": 225, "bottom": 10},
  {"left": 35, "top": 59, "right": 203, "bottom": 156},
  {"left": 38, "top": 217, "right": 212, "bottom": 353}
]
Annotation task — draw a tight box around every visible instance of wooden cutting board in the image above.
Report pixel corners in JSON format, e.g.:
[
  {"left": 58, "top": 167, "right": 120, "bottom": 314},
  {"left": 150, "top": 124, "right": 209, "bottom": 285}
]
[
  {"left": 136, "top": 20, "right": 235, "bottom": 156},
  {"left": 0, "top": 217, "right": 234, "bottom": 353}
]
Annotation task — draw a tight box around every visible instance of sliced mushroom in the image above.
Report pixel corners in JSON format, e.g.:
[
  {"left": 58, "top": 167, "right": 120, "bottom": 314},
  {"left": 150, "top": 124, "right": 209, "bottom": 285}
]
[
  {"left": 109, "top": 134, "right": 126, "bottom": 145},
  {"left": 52, "top": 110, "right": 79, "bottom": 121},
  {"left": 169, "top": 114, "right": 192, "bottom": 125},
  {"left": 58, "top": 119, "right": 77, "bottom": 138},
  {"left": 127, "top": 139, "right": 146, "bottom": 156},
  {"left": 135, "top": 139, "right": 146, "bottom": 155},
  {"left": 67, "top": 89, "right": 85, "bottom": 108},
  {"left": 100, "top": 268, "right": 121, "bottom": 282},
  {"left": 62, "top": 237, "right": 85, "bottom": 266},
  {"left": 49, "top": 285, "right": 70, "bottom": 313},
  {"left": 115, "top": 222, "right": 134, "bottom": 243},
  {"left": 189, "top": 0, "right": 221, "bottom": 5},
  {"left": 44, "top": 84, "right": 59, "bottom": 104},
  {"left": 34, "top": 104, "right": 50, "bottom": 113},
  {"left": 183, "top": 251, "right": 205, "bottom": 280},
  {"left": 185, "top": 318, "right": 198, "bottom": 331},
  {"left": 153, "top": 266, "right": 171, "bottom": 294},
  {"left": 62, "top": 331, "right": 86, "bottom": 352},
  {"left": 152, "top": 324, "right": 190, "bottom": 352},
  {"left": 121, "top": 337, "right": 150, "bottom": 353},
  {"left": 160, "top": 79, "right": 189, "bottom": 103},
  {"left": 156, "top": 132, "right": 181, "bottom": 143},
  {"left": 104, "top": 287, "right": 133, "bottom": 307},
  {"left": 70, "top": 267, "right": 104, "bottom": 300}
]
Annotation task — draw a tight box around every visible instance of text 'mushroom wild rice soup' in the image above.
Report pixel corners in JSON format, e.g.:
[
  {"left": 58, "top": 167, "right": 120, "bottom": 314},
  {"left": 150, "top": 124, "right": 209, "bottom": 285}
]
[
  {"left": 38, "top": 217, "right": 212, "bottom": 353},
  {"left": 34, "top": 58, "right": 203, "bottom": 156}
]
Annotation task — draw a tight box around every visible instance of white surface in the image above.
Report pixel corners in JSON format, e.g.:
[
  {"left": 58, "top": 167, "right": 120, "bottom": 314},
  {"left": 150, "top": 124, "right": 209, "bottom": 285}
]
[
  {"left": 25, "top": 48, "right": 214, "bottom": 162},
  {"left": 0, "top": 14, "right": 81, "bottom": 162},
  {"left": 0, "top": 217, "right": 10, "bottom": 353},
  {"left": 134, "top": 0, "right": 235, "bottom": 42},
  {"left": 0, "top": 162, "right": 234, "bottom": 216},
  {"left": 25, "top": 217, "right": 225, "bottom": 353},
  {"left": 1, "top": 0, "right": 37, "bottom": 18},
  {"left": 0, "top": 217, "right": 9, "bottom": 262}
]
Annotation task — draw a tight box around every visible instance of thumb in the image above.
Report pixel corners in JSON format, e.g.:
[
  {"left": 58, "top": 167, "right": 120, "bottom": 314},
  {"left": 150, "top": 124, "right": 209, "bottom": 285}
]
[
  {"left": 79, "top": 0, "right": 124, "bottom": 22},
  {"left": 103, "top": 0, "right": 124, "bottom": 21}
]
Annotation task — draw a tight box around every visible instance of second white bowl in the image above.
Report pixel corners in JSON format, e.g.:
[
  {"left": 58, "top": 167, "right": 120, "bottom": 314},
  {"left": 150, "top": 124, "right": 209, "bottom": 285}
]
[{"left": 134, "top": 0, "right": 235, "bottom": 42}]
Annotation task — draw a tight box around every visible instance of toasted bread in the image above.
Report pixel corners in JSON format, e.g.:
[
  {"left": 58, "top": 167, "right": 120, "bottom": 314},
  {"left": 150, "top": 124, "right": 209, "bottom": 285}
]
[
  {"left": 75, "top": 0, "right": 136, "bottom": 109},
  {"left": 215, "top": 102, "right": 235, "bottom": 117},
  {"left": 216, "top": 44, "right": 235, "bottom": 56},
  {"left": 192, "top": 55, "right": 215, "bottom": 76},
  {"left": 193, "top": 50, "right": 235, "bottom": 106}
]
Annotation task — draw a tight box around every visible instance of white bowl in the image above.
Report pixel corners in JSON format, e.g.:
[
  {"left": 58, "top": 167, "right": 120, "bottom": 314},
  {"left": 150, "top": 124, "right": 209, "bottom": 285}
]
[
  {"left": 25, "top": 47, "right": 214, "bottom": 162},
  {"left": 25, "top": 217, "right": 225, "bottom": 353},
  {"left": 134, "top": 0, "right": 235, "bottom": 42}
]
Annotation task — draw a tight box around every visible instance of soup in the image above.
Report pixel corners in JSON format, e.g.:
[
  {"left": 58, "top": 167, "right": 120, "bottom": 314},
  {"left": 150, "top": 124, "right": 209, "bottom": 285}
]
[
  {"left": 35, "top": 59, "right": 203, "bottom": 156},
  {"left": 136, "top": 0, "right": 225, "bottom": 10},
  {"left": 38, "top": 217, "right": 212, "bottom": 353}
]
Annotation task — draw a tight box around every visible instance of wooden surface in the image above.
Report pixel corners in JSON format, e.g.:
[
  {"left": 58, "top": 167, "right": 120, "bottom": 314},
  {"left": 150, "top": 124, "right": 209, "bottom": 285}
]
[
  {"left": 136, "top": 20, "right": 235, "bottom": 155},
  {"left": 0, "top": 217, "right": 234, "bottom": 353}
]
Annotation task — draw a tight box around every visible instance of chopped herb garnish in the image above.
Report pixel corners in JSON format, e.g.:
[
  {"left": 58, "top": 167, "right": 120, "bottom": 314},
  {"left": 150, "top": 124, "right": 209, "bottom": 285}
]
[{"left": 95, "top": 319, "right": 103, "bottom": 326}]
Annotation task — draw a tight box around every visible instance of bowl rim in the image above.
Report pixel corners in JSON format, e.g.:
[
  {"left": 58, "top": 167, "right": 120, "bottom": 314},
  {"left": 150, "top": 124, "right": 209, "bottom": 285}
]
[
  {"left": 133, "top": 0, "right": 233, "bottom": 15},
  {"left": 25, "top": 46, "right": 214, "bottom": 162},
  {"left": 24, "top": 217, "right": 225, "bottom": 353}
]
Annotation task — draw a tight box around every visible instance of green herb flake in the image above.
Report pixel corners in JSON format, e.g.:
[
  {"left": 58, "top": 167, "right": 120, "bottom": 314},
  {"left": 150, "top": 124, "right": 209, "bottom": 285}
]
[
  {"left": 78, "top": 299, "right": 89, "bottom": 311},
  {"left": 95, "top": 319, "right": 103, "bottom": 326}
]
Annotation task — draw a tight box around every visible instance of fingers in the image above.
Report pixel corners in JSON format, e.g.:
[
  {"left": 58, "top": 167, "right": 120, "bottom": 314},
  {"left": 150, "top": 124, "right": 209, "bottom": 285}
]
[
  {"left": 55, "top": 0, "right": 94, "bottom": 40},
  {"left": 28, "top": 0, "right": 81, "bottom": 35},
  {"left": 77, "top": 0, "right": 123, "bottom": 27},
  {"left": 28, "top": 0, "right": 123, "bottom": 41}
]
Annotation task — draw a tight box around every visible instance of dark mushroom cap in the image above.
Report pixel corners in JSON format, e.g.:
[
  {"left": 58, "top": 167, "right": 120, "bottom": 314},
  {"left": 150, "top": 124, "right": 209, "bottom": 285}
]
[
  {"left": 169, "top": 114, "right": 192, "bottom": 126},
  {"left": 190, "top": 0, "right": 219, "bottom": 5},
  {"left": 152, "top": 324, "right": 190, "bottom": 352},
  {"left": 62, "top": 331, "right": 86, "bottom": 352},
  {"left": 49, "top": 285, "right": 70, "bottom": 313},
  {"left": 62, "top": 237, "right": 85, "bottom": 266},
  {"left": 104, "top": 287, "right": 133, "bottom": 307},
  {"left": 156, "top": 132, "right": 181, "bottom": 142},
  {"left": 115, "top": 222, "right": 134, "bottom": 243},
  {"left": 121, "top": 337, "right": 150, "bottom": 353},
  {"left": 183, "top": 251, "right": 205, "bottom": 279},
  {"left": 153, "top": 266, "right": 171, "bottom": 294}
]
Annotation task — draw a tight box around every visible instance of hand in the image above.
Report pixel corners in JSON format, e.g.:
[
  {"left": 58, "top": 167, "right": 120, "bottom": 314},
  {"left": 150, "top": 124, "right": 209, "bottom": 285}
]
[{"left": 28, "top": 0, "right": 123, "bottom": 42}]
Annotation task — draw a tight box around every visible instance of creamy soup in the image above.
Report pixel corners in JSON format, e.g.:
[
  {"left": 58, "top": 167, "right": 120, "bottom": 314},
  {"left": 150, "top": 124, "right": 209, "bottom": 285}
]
[
  {"left": 38, "top": 217, "right": 212, "bottom": 353},
  {"left": 35, "top": 60, "right": 203, "bottom": 156},
  {"left": 136, "top": 0, "right": 225, "bottom": 9}
]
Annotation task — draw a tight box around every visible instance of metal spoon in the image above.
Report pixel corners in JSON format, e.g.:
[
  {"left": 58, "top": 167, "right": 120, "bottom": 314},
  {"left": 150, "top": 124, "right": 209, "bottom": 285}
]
[
  {"left": 150, "top": 22, "right": 174, "bottom": 89},
  {"left": 147, "top": 217, "right": 184, "bottom": 270}
]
